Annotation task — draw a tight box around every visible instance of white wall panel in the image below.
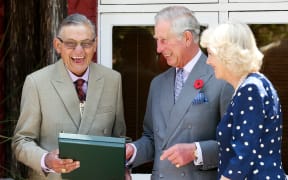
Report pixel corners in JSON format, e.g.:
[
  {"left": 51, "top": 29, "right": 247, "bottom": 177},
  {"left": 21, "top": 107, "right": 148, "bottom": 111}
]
[
  {"left": 229, "top": 11, "right": 288, "bottom": 24},
  {"left": 230, "top": 0, "right": 288, "bottom": 2},
  {"left": 101, "top": 0, "right": 217, "bottom": 4}
]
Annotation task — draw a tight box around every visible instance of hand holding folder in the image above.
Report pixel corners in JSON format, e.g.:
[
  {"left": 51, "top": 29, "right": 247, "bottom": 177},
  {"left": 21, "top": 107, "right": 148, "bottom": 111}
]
[{"left": 45, "top": 149, "right": 80, "bottom": 174}]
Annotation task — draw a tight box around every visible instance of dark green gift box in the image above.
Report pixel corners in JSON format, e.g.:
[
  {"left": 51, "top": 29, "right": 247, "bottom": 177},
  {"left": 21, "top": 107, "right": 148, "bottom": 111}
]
[{"left": 58, "top": 133, "right": 125, "bottom": 180}]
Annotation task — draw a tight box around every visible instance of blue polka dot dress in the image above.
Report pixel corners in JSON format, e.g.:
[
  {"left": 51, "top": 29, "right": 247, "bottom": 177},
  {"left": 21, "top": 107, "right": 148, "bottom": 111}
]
[{"left": 217, "top": 73, "right": 287, "bottom": 180}]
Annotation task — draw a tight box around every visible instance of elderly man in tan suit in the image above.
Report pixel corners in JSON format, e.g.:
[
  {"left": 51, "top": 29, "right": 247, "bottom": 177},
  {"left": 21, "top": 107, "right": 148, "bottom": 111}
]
[{"left": 12, "top": 14, "right": 126, "bottom": 180}]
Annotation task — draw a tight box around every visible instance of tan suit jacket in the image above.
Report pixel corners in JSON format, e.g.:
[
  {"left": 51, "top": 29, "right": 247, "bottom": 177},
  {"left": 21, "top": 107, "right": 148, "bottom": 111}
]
[{"left": 12, "top": 60, "right": 126, "bottom": 180}]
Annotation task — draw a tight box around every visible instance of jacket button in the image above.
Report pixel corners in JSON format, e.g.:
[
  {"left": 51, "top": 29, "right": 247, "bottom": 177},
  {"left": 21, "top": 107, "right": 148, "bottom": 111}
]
[{"left": 181, "top": 172, "right": 185, "bottom": 177}]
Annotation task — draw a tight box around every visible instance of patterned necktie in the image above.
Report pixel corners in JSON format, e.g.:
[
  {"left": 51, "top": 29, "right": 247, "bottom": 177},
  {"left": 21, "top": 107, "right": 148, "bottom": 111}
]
[
  {"left": 174, "top": 68, "right": 184, "bottom": 102},
  {"left": 75, "top": 79, "right": 86, "bottom": 102}
]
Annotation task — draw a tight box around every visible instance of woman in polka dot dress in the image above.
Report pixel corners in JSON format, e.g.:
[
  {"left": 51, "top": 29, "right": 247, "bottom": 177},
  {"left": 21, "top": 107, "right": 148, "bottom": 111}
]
[{"left": 200, "top": 21, "right": 287, "bottom": 180}]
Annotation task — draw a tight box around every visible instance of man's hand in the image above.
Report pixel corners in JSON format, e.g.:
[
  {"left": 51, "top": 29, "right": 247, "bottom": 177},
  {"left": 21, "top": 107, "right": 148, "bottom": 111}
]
[
  {"left": 45, "top": 149, "right": 80, "bottom": 173},
  {"left": 160, "top": 143, "right": 197, "bottom": 168},
  {"left": 126, "top": 143, "right": 134, "bottom": 160},
  {"left": 125, "top": 168, "right": 132, "bottom": 180}
]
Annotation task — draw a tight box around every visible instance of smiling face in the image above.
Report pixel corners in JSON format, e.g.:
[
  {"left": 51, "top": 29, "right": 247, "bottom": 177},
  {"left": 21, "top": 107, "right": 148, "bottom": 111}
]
[
  {"left": 154, "top": 20, "right": 191, "bottom": 68},
  {"left": 206, "top": 48, "right": 229, "bottom": 81},
  {"left": 54, "top": 24, "right": 96, "bottom": 76}
]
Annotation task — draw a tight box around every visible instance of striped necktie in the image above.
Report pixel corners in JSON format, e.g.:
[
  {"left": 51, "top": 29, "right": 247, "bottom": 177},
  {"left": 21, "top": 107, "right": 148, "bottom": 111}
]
[{"left": 174, "top": 68, "right": 184, "bottom": 102}]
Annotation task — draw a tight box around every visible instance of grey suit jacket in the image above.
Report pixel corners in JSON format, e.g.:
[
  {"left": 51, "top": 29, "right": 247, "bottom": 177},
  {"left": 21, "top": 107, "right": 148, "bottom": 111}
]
[
  {"left": 12, "top": 60, "right": 126, "bottom": 180},
  {"left": 133, "top": 54, "right": 233, "bottom": 180}
]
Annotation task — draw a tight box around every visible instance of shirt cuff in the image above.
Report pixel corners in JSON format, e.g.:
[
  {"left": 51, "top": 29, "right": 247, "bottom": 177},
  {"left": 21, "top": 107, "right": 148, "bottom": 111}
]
[
  {"left": 126, "top": 143, "right": 137, "bottom": 167},
  {"left": 41, "top": 153, "right": 55, "bottom": 173},
  {"left": 193, "top": 142, "right": 203, "bottom": 165}
]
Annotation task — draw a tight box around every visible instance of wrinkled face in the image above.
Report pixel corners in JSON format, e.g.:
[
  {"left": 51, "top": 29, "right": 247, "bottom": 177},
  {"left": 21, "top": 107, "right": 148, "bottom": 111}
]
[
  {"left": 154, "top": 20, "right": 188, "bottom": 68},
  {"left": 54, "top": 24, "right": 96, "bottom": 76},
  {"left": 206, "top": 48, "right": 227, "bottom": 80}
]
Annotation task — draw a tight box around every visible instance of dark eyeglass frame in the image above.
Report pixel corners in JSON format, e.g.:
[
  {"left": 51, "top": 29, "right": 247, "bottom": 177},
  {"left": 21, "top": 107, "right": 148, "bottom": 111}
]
[{"left": 57, "top": 37, "right": 95, "bottom": 49}]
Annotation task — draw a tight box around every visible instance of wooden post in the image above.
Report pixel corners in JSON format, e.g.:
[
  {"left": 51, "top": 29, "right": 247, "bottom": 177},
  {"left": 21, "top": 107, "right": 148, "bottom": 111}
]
[{"left": 4, "top": 0, "right": 66, "bottom": 178}]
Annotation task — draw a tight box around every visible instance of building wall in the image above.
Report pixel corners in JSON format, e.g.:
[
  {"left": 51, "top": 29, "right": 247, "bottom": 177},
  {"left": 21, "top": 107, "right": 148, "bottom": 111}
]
[
  {"left": 67, "top": 0, "right": 98, "bottom": 62},
  {"left": 68, "top": 0, "right": 98, "bottom": 26}
]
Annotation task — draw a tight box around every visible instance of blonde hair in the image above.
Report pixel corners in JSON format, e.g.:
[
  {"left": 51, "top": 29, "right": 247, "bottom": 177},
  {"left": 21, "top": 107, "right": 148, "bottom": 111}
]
[{"left": 200, "top": 21, "right": 263, "bottom": 76}]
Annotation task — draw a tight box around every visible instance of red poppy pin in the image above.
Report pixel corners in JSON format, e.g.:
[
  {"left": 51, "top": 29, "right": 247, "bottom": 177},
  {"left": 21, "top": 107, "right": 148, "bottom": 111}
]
[{"left": 194, "top": 79, "right": 204, "bottom": 89}]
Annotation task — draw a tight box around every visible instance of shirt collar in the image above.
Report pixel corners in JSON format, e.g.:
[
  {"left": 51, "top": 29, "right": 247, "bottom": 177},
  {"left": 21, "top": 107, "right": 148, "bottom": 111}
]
[
  {"left": 67, "top": 67, "right": 90, "bottom": 82},
  {"left": 176, "top": 49, "right": 202, "bottom": 76}
]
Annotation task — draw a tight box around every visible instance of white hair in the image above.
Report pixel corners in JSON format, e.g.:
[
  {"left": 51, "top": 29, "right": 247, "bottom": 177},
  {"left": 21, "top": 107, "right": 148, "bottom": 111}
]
[
  {"left": 200, "top": 21, "right": 263, "bottom": 76},
  {"left": 155, "top": 6, "right": 200, "bottom": 43}
]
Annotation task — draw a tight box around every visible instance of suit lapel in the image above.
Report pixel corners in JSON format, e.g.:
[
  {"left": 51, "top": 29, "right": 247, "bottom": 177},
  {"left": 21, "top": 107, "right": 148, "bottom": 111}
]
[
  {"left": 78, "top": 63, "right": 104, "bottom": 134},
  {"left": 162, "top": 54, "right": 214, "bottom": 148},
  {"left": 160, "top": 68, "right": 176, "bottom": 125},
  {"left": 51, "top": 60, "right": 81, "bottom": 128}
]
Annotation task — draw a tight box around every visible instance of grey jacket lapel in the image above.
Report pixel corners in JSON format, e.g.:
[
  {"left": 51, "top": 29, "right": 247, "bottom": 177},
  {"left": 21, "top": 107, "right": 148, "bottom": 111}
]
[
  {"left": 160, "top": 68, "right": 176, "bottom": 124},
  {"left": 51, "top": 60, "right": 81, "bottom": 128},
  {"left": 162, "top": 54, "right": 214, "bottom": 148}
]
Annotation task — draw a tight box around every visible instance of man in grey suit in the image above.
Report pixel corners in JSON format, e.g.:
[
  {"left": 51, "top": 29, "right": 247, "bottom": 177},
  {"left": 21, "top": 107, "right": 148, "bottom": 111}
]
[
  {"left": 12, "top": 14, "right": 126, "bottom": 180},
  {"left": 126, "top": 6, "right": 233, "bottom": 180}
]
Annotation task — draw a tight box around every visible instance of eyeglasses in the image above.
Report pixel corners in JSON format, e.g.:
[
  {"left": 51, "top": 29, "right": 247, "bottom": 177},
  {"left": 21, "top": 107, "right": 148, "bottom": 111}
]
[{"left": 57, "top": 37, "right": 95, "bottom": 49}]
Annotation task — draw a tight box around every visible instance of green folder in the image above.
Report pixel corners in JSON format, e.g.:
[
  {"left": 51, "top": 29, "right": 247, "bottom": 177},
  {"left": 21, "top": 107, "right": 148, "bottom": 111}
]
[{"left": 58, "top": 133, "right": 125, "bottom": 180}]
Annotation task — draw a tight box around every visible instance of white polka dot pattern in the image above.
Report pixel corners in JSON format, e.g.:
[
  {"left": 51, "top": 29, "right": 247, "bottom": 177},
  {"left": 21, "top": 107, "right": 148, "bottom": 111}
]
[{"left": 216, "top": 73, "right": 286, "bottom": 179}]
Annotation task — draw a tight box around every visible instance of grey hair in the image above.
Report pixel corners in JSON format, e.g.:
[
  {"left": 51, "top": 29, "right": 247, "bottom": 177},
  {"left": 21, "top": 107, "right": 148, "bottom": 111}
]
[
  {"left": 57, "top": 13, "right": 96, "bottom": 38},
  {"left": 155, "top": 6, "right": 200, "bottom": 43}
]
